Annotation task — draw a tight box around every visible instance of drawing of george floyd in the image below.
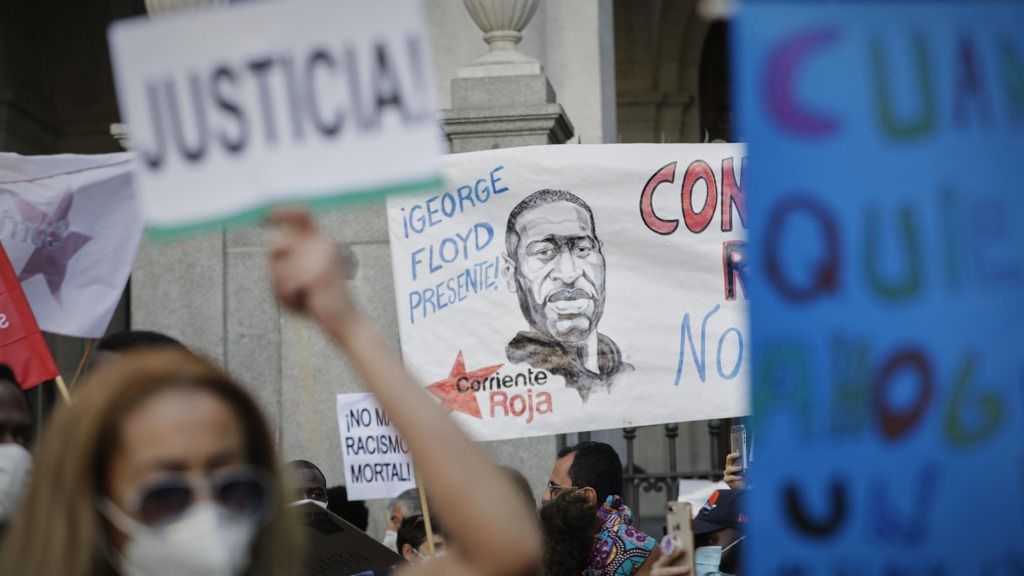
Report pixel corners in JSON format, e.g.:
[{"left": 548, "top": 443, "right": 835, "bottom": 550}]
[{"left": 502, "top": 189, "right": 633, "bottom": 403}]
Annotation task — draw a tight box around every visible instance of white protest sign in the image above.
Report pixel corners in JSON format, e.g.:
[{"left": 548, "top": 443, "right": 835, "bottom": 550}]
[
  {"left": 386, "top": 144, "right": 749, "bottom": 441},
  {"left": 336, "top": 393, "right": 415, "bottom": 501},
  {"left": 108, "top": 0, "right": 444, "bottom": 239}
]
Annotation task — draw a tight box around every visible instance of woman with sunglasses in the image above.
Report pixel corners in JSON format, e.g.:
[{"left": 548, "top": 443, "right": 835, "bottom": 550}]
[
  {"left": 0, "top": 349, "right": 299, "bottom": 576},
  {"left": 268, "top": 209, "right": 542, "bottom": 576}
]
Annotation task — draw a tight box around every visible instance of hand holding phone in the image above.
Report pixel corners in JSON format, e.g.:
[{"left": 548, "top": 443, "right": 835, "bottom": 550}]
[
  {"left": 663, "top": 502, "right": 695, "bottom": 576},
  {"left": 723, "top": 453, "right": 745, "bottom": 491},
  {"left": 729, "top": 424, "right": 748, "bottom": 475}
]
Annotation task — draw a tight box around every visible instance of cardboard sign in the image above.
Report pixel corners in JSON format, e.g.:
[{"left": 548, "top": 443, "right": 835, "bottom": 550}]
[
  {"left": 336, "top": 393, "right": 416, "bottom": 501},
  {"left": 737, "top": 3, "right": 1024, "bottom": 574},
  {"left": 294, "top": 501, "right": 402, "bottom": 576},
  {"left": 385, "top": 144, "right": 749, "bottom": 441},
  {"left": 108, "top": 0, "right": 444, "bottom": 238}
]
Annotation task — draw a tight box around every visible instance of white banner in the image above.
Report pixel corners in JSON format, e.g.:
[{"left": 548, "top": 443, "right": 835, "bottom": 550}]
[
  {"left": 0, "top": 153, "right": 141, "bottom": 338},
  {"left": 108, "top": 0, "right": 444, "bottom": 239},
  {"left": 386, "top": 144, "right": 750, "bottom": 441},
  {"left": 336, "top": 393, "right": 416, "bottom": 501}
]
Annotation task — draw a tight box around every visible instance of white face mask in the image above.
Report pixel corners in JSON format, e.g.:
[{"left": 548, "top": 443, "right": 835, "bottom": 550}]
[
  {"left": 0, "top": 443, "right": 32, "bottom": 523},
  {"left": 413, "top": 547, "right": 446, "bottom": 561},
  {"left": 290, "top": 498, "right": 328, "bottom": 510},
  {"left": 382, "top": 530, "right": 398, "bottom": 551},
  {"left": 695, "top": 536, "right": 744, "bottom": 576},
  {"left": 102, "top": 500, "right": 258, "bottom": 576},
  {"left": 695, "top": 545, "right": 723, "bottom": 576}
]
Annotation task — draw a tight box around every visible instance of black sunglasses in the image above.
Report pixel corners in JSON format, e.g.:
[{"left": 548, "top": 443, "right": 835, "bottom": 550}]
[{"left": 124, "top": 466, "right": 272, "bottom": 527}]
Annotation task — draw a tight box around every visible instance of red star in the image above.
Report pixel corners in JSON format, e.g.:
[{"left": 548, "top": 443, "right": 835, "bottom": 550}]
[{"left": 426, "top": 351, "right": 502, "bottom": 419}]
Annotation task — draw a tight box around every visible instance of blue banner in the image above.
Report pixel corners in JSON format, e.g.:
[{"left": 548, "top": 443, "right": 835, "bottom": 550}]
[{"left": 736, "top": 3, "right": 1024, "bottom": 574}]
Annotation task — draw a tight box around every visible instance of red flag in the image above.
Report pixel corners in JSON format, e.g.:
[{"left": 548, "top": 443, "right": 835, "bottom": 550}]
[{"left": 0, "top": 243, "right": 59, "bottom": 390}]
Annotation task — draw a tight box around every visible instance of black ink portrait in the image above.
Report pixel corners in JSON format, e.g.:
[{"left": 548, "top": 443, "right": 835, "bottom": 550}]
[{"left": 502, "top": 189, "right": 632, "bottom": 402}]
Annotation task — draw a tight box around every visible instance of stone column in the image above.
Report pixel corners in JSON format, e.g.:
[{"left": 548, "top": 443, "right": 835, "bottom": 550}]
[
  {"left": 443, "top": 0, "right": 574, "bottom": 152},
  {"left": 443, "top": 0, "right": 572, "bottom": 502}
]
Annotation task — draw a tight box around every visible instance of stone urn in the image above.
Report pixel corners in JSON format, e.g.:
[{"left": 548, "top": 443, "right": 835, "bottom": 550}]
[{"left": 460, "top": 0, "right": 542, "bottom": 77}]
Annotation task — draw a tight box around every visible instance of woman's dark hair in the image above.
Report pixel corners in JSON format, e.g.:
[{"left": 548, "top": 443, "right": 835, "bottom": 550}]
[
  {"left": 539, "top": 490, "right": 600, "bottom": 576},
  {"left": 396, "top": 514, "right": 443, "bottom": 554}
]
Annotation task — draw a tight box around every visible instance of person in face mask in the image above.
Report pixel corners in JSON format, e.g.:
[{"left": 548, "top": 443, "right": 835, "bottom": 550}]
[
  {"left": 0, "top": 349, "right": 301, "bottom": 576},
  {"left": 648, "top": 490, "right": 746, "bottom": 576},
  {"left": 691, "top": 490, "right": 746, "bottom": 576},
  {"left": 396, "top": 515, "right": 446, "bottom": 563},
  {"left": 286, "top": 459, "right": 329, "bottom": 509},
  {"left": 0, "top": 364, "right": 32, "bottom": 535},
  {"left": 383, "top": 489, "right": 422, "bottom": 551}
]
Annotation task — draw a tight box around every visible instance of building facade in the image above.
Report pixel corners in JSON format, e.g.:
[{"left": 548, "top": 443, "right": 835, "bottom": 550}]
[{"left": 0, "top": 0, "right": 734, "bottom": 537}]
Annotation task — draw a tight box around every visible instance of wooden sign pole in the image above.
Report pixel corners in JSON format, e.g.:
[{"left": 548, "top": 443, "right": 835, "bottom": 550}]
[
  {"left": 68, "top": 339, "right": 95, "bottom": 390},
  {"left": 55, "top": 375, "right": 71, "bottom": 404},
  {"left": 415, "top": 471, "right": 436, "bottom": 556}
]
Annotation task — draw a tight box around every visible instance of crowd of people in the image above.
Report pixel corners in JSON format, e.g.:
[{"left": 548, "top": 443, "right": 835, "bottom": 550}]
[{"left": 0, "top": 209, "right": 746, "bottom": 576}]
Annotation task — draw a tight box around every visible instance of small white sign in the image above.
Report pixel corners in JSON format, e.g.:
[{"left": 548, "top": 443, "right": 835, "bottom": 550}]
[
  {"left": 108, "top": 0, "right": 444, "bottom": 238},
  {"left": 336, "top": 393, "right": 416, "bottom": 501}
]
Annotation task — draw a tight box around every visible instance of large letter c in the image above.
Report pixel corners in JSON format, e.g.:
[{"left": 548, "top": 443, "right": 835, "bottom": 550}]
[{"left": 763, "top": 28, "right": 841, "bottom": 137}]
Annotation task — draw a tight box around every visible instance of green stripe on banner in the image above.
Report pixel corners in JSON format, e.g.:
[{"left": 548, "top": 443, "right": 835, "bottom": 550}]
[{"left": 145, "top": 175, "right": 445, "bottom": 242}]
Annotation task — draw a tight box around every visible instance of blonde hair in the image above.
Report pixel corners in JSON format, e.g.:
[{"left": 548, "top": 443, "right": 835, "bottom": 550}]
[{"left": 0, "top": 349, "right": 302, "bottom": 576}]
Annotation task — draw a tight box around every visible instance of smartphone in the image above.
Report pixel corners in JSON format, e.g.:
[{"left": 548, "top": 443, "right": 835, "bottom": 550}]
[
  {"left": 730, "top": 424, "right": 748, "bottom": 475},
  {"left": 665, "top": 501, "right": 695, "bottom": 573}
]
